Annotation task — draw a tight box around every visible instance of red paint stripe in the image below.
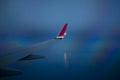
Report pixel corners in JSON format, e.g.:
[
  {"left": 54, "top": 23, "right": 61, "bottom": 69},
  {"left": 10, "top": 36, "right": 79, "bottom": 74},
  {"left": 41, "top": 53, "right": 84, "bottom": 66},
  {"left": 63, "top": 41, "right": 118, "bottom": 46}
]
[{"left": 58, "top": 24, "right": 68, "bottom": 36}]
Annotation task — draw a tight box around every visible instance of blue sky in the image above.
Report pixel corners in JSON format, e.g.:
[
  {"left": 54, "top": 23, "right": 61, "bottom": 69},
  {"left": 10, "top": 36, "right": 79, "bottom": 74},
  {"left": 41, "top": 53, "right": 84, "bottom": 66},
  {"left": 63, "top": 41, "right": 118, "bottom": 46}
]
[{"left": 1, "top": 0, "right": 119, "bottom": 31}]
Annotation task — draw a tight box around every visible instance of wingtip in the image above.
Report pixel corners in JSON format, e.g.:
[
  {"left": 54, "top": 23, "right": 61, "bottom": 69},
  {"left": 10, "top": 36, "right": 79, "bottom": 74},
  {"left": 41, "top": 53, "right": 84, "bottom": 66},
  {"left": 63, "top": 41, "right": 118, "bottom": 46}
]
[{"left": 56, "top": 23, "right": 68, "bottom": 39}]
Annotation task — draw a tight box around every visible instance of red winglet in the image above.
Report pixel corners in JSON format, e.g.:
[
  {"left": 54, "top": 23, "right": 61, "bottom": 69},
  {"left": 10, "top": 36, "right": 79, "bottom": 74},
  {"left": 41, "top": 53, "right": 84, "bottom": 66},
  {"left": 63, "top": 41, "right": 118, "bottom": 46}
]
[{"left": 56, "top": 24, "right": 68, "bottom": 39}]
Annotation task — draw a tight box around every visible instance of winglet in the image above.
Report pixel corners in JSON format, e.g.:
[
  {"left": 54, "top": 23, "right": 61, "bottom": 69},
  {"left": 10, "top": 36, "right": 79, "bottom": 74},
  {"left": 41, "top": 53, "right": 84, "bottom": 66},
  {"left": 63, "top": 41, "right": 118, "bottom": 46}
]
[{"left": 56, "top": 24, "right": 68, "bottom": 39}]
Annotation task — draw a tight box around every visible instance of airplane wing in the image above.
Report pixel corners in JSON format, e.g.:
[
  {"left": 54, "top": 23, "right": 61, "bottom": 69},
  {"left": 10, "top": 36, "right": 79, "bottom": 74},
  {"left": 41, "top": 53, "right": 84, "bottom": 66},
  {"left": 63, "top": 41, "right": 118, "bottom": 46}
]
[
  {"left": 0, "top": 24, "right": 68, "bottom": 77},
  {"left": 18, "top": 23, "right": 68, "bottom": 61}
]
